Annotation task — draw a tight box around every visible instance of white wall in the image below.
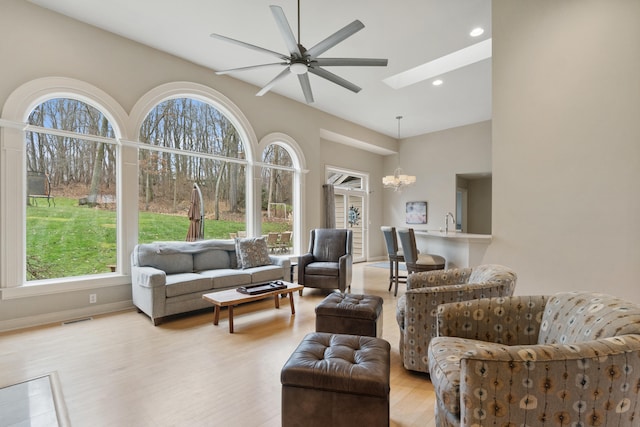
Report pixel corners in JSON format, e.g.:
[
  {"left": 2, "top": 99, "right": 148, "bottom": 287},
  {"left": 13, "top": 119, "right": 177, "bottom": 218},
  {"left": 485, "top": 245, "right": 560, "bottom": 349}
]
[{"left": 486, "top": 0, "right": 640, "bottom": 303}]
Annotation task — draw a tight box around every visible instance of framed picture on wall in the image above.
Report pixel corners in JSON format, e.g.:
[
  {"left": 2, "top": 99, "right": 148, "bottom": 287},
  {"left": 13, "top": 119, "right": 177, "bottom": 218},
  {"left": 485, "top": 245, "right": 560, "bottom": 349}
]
[{"left": 406, "top": 201, "right": 427, "bottom": 224}]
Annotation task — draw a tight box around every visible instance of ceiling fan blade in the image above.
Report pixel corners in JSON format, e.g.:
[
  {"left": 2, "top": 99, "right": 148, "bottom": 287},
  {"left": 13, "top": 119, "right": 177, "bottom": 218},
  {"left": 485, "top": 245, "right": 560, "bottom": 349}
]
[
  {"left": 313, "top": 58, "right": 388, "bottom": 67},
  {"left": 215, "top": 62, "right": 288, "bottom": 75},
  {"left": 298, "top": 73, "right": 314, "bottom": 104},
  {"left": 256, "top": 67, "right": 291, "bottom": 97},
  {"left": 306, "top": 20, "right": 365, "bottom": 58},
  {"left": 308, "top": 67, "right": 361, "bottom": 93},
  {"left": 210, "top": 33, "right": 289, "bottom": 61},
  {"left": 270, "top": 6, "right": 303, "bottom": 58}
]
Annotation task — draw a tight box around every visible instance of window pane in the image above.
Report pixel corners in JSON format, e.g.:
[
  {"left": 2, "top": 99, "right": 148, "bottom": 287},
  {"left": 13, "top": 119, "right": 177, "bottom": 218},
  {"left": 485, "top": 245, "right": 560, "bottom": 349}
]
[
  {"left": 261, "top": 144, "right": 293, "bottom": 253},
  {"left": 139, "top": 98, "right": 244, "bottom": 159},
  {"left": 327, "top": 172, "right": 363, "bottom": 190},
  {"left": 26, "top": 98, "right": 117, "bottom": 280},
  {"left": 138, "top": 150, "right": 246, "bottom": 242},
  {"left": 138, "top": 98, "right": 247, "bottom": 242},
  {"left": 28, "top": 98, "right": 115, "bottom": 137}
]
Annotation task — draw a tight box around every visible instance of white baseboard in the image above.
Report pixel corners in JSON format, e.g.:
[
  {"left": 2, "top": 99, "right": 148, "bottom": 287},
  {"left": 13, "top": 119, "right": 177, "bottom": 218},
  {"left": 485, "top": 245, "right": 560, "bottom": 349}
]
[{"left": 0, "top": 301, "right": 134, "bottom": 332}]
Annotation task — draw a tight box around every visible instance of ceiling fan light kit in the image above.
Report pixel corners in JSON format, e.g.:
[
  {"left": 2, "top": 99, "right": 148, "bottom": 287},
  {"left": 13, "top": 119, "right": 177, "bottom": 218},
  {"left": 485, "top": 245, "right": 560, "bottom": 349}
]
[
  {"left": 289, "top": 62, "right": 308, "bottom": 75},
  {"left": 210, "top": 1, "right": 387, "bottom": 103}
]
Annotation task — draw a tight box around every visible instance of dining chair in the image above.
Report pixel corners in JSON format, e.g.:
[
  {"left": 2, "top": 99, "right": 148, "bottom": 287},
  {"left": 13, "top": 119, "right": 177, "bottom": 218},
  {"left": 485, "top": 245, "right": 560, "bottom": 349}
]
[
  {"left": 396, "top": 228, "right": 445, "bottom": 274},
  {"left": 381, "top": 226, "right": 406, "bottom": 296}
]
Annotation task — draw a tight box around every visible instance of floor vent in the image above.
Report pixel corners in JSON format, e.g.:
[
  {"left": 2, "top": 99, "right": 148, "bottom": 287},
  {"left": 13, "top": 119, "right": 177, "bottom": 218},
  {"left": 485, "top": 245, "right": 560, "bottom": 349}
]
[{"left": 62, "top": 317, "right": 93, "bottom": 325}]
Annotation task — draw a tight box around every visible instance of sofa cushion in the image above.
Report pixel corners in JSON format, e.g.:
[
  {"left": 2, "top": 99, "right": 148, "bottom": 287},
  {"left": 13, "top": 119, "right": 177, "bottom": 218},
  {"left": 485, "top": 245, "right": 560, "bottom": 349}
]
[
  {"left": 193, "top": 249, "right": 231, "bottom": 271},
  {"left": 198, "top": 269, "right": 252, "bottom": 289},
  {"left": 136, "top": 245, "right": 194, "bottom": 274},
  {"left": 247, "top": 264, "right": 284, "bottom": 284},
  {"left": 165, "top": 273, "right": 213, "bottom": 297},
  {"left": 235, "top": 237, "right": 271, "bottom": 269}
]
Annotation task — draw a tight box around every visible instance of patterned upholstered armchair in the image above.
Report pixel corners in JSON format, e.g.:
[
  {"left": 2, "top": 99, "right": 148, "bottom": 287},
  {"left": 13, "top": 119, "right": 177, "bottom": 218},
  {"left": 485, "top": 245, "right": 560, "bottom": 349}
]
[
  {"left": 395, "top": 264, "right": 517, "bottom": 373},
  {"left": 429, "top": 292, "right": 640, "bottom": 427}
]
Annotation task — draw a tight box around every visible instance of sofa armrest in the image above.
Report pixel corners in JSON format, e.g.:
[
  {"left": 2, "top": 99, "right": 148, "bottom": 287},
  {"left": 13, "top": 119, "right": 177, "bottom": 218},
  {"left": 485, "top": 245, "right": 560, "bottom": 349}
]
[
  {"left": 436, "top": 295, "right": 547, "bottom": 345},
  {"left": 406, "top": 267, "right": 473, "bottom": 290},
  {"left": 268, "top": 255, "right": 290, "bottom": 268},
  {"left": 131, "top": 266, "right": 166, "bottom": 288},
  {"left": 269, "top": 255, "right": 291, "bottom": 279},
  {"left": 456, "top": 335, "right": 640, "bottom": 427}
]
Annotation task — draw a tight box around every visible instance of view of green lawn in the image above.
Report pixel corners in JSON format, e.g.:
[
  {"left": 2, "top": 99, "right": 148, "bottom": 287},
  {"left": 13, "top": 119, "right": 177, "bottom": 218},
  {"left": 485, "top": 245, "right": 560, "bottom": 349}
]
[{"left": 26, "top": 197, "right": 291, "bottom": 280}]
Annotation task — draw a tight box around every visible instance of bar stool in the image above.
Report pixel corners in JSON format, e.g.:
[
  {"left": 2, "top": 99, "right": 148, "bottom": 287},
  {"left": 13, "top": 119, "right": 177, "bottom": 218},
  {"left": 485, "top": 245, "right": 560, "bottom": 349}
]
[
  {"left": 381, "top": 226, "right": 406, "bottom": 297},
  {"left": 397, "top": 228, "right": 445, "bottom": 275}
]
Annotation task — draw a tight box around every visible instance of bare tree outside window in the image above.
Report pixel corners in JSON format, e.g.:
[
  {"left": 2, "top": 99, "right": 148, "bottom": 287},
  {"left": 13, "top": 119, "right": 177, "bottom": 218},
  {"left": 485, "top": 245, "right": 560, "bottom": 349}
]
[
  {"left": 138, "top": 98, "right": 247, "bottom": 242},
  {"left": 26, "top": 98, "right": 117, "bottom": 280},
  {"left": 261, "top": 144, "right": 294, "bottom": 253},
  {"left": 25, "top": 97, "right": 298, "bottom": 282}
]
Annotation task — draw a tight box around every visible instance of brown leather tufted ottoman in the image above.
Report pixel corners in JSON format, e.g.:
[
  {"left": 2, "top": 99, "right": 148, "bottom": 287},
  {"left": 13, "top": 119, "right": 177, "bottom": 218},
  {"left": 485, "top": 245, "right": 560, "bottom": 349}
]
[
  {"left": 315, "top": 293, "right": 383, "bottom": 337},
  {"left": 281, "top": 332, "right": 390, "bottom": 427}
]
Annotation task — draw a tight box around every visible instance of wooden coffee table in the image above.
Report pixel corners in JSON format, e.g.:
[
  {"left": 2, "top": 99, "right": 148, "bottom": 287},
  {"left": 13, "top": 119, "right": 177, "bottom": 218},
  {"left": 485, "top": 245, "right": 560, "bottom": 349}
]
[{"left": 202, "top": 281, "right": 303, "bottom": 333}]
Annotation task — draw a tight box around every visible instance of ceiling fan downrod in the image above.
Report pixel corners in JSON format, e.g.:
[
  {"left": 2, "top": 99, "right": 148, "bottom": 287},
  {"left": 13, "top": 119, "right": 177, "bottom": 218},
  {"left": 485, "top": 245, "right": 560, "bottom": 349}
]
[{"left": 297, "top": 0, "right": 301, "bottom": 44}]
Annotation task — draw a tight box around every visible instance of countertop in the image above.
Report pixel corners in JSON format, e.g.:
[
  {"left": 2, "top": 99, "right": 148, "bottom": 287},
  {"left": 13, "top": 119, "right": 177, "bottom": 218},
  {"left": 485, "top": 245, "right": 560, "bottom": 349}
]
[{"left": 413, "top": 230, "right": 492, "bottom": 243}]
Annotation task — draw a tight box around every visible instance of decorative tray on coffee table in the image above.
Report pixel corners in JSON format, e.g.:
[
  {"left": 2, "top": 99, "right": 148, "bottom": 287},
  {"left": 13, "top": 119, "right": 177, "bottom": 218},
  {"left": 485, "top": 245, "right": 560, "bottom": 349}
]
[{"left": 236, "top": 281, "right": 287, "bottom": 295}]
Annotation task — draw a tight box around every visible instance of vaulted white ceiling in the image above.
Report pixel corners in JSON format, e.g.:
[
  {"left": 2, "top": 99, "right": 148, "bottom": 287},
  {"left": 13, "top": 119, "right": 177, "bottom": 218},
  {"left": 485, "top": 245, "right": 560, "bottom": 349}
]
[{"left": 29, "top": 0, "right": 491, "bottom": 138}]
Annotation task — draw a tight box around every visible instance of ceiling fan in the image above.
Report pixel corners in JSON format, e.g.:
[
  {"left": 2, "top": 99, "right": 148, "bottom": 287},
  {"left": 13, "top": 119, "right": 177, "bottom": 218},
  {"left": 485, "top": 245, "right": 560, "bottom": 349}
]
[{"left": 210, "top": 1, "right": 388, "bottom": 103}]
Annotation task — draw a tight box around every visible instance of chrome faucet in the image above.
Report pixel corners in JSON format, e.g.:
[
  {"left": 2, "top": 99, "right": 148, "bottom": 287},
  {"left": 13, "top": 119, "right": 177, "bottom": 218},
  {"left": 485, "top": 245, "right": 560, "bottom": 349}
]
[{"left": 445, "top": 212, "right": 456, "bottom": 233}]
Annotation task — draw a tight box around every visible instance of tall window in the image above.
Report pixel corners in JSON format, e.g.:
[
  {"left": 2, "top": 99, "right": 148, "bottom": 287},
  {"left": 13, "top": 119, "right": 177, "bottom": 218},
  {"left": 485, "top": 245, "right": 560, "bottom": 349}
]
[
  {"left": 26, "top": 98, "right": 117, "bottom": 280},
  {"left": 261, "top": 144, "right": 294, "bottom": 253},
  {"left": 138, "top": 98, "right": 246, "bottom": 241}
]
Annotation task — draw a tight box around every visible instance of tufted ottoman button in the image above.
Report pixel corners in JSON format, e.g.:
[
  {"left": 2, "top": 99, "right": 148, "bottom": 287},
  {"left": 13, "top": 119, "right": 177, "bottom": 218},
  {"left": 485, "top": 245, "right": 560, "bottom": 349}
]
[
  {"left": 281, "top": 332, "right": 390, "bottom": 427},
  {"left": 315, "top": 293, "right": 384, "bottom": 337}
]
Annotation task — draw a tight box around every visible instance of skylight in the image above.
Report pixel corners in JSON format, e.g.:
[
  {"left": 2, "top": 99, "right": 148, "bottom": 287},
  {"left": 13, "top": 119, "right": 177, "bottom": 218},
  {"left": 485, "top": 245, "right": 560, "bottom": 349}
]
[{"left": 383, "top": 38, "right": 492, "bottom": 90}]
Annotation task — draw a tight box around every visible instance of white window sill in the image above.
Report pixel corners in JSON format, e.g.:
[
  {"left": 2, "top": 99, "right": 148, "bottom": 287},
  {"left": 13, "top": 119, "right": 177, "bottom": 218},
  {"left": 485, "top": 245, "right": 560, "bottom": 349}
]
[{"left": 1, "top": 274, "right": 130, "bottom": 300}]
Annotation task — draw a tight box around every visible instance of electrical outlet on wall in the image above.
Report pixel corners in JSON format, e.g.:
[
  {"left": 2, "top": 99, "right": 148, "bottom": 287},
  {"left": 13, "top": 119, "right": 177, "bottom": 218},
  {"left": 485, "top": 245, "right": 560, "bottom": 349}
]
[{"left": 89, "top": 294, "right": 97, "bottom": 304}]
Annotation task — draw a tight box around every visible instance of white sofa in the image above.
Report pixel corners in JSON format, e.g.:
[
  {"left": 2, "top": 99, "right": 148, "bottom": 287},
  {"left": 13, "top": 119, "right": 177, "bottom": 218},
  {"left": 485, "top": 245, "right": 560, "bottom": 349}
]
[{"left": 131, "top": 239, "right": 290, "bottom": 325}]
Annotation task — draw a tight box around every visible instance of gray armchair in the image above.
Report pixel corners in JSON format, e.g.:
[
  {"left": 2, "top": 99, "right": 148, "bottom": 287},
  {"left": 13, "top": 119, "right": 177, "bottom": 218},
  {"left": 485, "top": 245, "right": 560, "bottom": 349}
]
[
  {"left": 429, "top": 292, "right": 640, "bottom": 427},
  {"left": 395, "top": 264, "right": 517, "bottom": 373},
  {"left": 298, "top": 228, "right": 352, "bottom": 293}
]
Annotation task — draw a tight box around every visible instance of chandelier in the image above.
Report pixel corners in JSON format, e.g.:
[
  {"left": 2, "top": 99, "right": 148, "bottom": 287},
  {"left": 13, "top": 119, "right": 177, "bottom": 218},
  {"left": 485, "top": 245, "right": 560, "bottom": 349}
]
[
  {"left": 382, "top": 116, "right": 416, "bottom": 191},
  {"left": 383, "top": 167, "right": 416, "bottom": 191}
]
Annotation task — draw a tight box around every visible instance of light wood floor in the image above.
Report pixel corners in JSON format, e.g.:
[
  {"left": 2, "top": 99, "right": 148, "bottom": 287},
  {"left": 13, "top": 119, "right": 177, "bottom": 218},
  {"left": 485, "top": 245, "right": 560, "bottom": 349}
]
[{"left": 0, "top": 262, "right": 437, "bottom": 427}]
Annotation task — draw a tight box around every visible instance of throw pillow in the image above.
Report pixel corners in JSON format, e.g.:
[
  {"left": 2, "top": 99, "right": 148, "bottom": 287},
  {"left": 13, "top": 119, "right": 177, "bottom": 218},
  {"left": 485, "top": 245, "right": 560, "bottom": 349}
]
[{"left": 235, "top": 237, "right": 271, "bottom": 269}]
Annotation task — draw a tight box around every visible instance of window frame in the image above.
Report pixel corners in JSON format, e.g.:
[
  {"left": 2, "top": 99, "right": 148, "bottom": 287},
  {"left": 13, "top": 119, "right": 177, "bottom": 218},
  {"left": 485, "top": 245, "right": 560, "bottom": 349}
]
[
  {"left": 257, "top": 133, "right": 306, "bottom": 255},
  {"left": 1, "top": 77, "right": 129, "bottom": 298},
  {"left": 1, "top": 78, "right": 306, "bottom": 299}
]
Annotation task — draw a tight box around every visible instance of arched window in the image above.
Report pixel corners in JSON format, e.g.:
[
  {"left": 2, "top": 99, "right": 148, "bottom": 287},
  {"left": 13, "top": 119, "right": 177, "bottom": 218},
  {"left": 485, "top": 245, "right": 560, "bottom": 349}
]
[
  {"left": 2, "top": 78, "right": 302, "bottom": 293},
  {"left": 258, "top": 134, "right": 306, "bottom": 255},
  {"left": 26, "top": 97, "right": 118, "bottom": 280},
  {"left": 137, "top": 97, "right": 247, "bottom": 241},
  {"left": 261, "top": 143, "right": 294, "bottom": 253}
]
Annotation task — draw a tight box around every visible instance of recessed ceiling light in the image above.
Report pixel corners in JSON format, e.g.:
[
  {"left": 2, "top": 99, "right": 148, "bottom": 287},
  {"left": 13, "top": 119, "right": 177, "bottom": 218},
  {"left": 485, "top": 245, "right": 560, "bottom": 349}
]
[
  {"left": 432, "top": 79, "right": 443, "bottom": 86},
  {"left": 383, "top": 38, "right": 492, "bottom": 90},
  {"left": 470, "top": 27, "right": 484, "bottom": 37}
]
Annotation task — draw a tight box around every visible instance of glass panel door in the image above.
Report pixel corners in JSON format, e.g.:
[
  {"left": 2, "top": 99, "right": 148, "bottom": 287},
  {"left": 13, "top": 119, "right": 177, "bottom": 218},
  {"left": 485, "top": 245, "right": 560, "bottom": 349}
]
[{"left": 327, "top": 167, "right": 368, "bottom": 263}]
